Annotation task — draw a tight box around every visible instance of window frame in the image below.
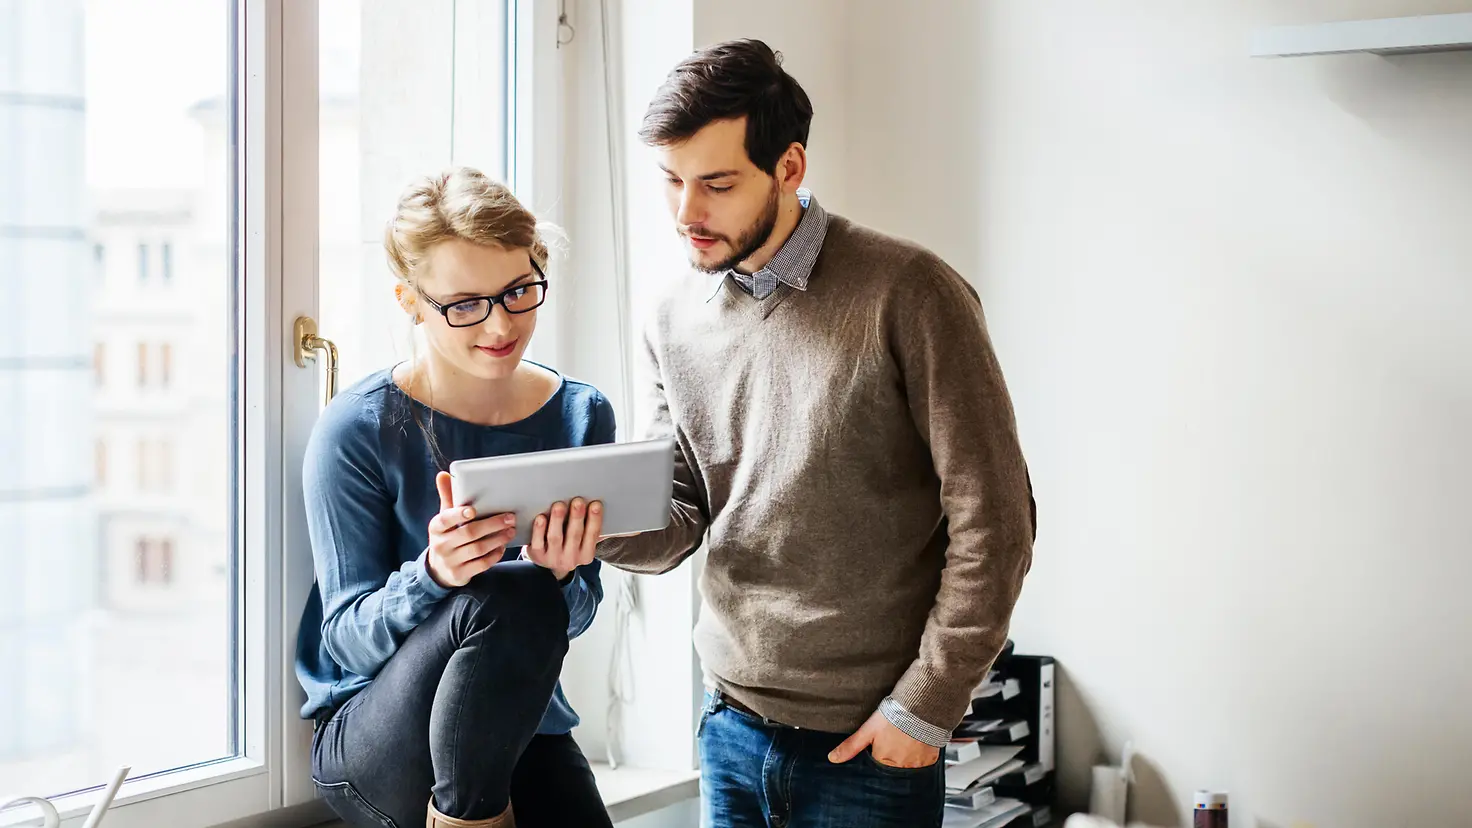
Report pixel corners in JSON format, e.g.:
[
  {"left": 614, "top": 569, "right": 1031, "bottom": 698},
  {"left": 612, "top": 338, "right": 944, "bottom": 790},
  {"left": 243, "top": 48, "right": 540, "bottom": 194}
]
[
  {"left": 0, "top": 2, "right": 557, "bottom": 825},
  {"left": 6, "top": 2, "right": 276, "bottom": 824}
]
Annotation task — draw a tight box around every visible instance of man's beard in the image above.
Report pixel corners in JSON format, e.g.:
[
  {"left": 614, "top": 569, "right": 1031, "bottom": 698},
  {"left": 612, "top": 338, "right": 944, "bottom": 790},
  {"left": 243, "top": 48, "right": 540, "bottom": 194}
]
[{"left": 685, "top": 184, "right": 781, "bottom": 274}]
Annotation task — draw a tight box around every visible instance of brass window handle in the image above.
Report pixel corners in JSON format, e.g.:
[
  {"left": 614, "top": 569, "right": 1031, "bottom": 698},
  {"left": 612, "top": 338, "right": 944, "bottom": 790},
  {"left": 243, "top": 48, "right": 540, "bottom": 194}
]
[{"left": 293, "top": 316, "right": 339, "bottom": 405}]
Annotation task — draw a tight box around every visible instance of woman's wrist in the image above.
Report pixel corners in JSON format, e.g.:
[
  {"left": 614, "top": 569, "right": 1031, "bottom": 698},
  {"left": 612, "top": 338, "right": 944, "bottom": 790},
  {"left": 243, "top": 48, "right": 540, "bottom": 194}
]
[
  {"left": 518, "top": 549, "right": 574, "bottom": 584},
  {"left": 423, "top": 548, "right": 450, "bottom": 589}
]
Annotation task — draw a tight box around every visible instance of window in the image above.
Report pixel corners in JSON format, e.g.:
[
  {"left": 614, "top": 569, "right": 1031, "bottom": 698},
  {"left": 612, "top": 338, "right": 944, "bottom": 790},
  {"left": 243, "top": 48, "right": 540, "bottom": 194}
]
[
  {"left": 133, "top": 538, "right": 173, "bottom": 586},
  {"left": 1, "top": 0, "right": 539, "bottom": 822},
  {"left": 133, "top": 538, "right": 150, "bottom": 582},
  {"left": 158, "top": 538, "right": 174, "bottom": 583},
  {"left": 317, "top": 0, "right": 514, "bottom": 388}
]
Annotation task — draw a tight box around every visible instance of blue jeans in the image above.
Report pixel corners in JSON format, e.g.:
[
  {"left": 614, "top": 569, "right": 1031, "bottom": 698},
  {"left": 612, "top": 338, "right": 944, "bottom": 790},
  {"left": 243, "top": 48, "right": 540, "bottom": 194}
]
[
  {"left": 311, "top": 562, "right": 613, "bottom": 828},
  {"left": 698, "top": 691, "right": 944, "bottom": 828}
]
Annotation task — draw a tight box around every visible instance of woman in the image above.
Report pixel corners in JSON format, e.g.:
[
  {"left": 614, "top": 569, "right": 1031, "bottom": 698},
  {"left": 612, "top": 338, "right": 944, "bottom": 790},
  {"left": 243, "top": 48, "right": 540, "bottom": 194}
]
[{"left": 295, "top": 167, "right": 615, "bottom": 828}]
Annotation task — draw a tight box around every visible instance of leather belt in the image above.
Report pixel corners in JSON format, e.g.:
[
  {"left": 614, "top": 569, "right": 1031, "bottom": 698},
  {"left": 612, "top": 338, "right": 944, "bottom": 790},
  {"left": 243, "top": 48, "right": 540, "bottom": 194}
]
[{"left": 712, "top": 689, "right": 802, "bottom": 730}]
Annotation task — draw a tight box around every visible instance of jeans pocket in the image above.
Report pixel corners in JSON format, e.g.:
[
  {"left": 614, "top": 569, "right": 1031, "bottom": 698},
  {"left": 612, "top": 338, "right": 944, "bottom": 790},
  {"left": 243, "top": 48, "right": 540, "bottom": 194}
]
[
  {"left": 859, "top": 749, "right": 941, "bottom": 775},
  {"left": 313, "top": 779, "right": 397, "bottom": 828}
]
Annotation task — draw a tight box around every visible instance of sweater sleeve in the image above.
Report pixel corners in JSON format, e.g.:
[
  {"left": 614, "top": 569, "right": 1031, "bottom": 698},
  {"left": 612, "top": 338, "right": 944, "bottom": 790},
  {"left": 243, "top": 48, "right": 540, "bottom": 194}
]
[
  {"left": 305, "top": 402, "right": 451, "bottom": 679},
  {"left": 596, "top": 329, "right": 709, "bottom": 574},
  {"left": 885, "top": 255, "right": 1036, "bottom": 732}
]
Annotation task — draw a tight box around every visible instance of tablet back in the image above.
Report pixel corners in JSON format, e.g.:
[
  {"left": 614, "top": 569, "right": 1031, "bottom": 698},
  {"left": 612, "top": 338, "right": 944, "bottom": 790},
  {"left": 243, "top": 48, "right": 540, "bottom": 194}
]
[{"left": 448, "top": 438, "right": 676, "bottom": 548}]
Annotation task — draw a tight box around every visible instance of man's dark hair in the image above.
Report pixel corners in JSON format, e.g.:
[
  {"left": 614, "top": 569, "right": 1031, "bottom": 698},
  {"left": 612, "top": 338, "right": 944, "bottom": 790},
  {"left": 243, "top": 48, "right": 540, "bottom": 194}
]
[{"left": 639, "top": 39, "right": 814, "bottom": 175}]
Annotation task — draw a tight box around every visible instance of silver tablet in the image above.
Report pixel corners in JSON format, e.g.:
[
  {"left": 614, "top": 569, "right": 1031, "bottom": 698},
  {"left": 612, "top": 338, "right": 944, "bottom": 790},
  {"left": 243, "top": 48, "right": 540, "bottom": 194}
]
[{"left": 448, "top": 438, "right": 675, "bottom": 548}]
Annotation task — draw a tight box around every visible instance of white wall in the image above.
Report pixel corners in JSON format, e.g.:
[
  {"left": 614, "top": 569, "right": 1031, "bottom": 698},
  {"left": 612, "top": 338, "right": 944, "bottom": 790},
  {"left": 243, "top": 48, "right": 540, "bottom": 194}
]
[
  {"left": 562, "top": 3, "right": 1472, "bottom": 824},
  {"left": 842, "top": 2, "right": 1472, "bottom": 826},
  {"left": 693, "top": 0, "right": 852, "bottom": 210}
]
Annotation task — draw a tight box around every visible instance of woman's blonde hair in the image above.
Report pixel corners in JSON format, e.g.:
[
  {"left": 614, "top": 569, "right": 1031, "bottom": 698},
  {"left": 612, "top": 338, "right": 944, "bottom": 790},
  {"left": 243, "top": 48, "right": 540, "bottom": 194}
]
[
  {"left": 385, "top": 167, "right": 554, "bottom": 469},
  {"left": 384, "top": 166, "right": 550, "bottom": 286}
]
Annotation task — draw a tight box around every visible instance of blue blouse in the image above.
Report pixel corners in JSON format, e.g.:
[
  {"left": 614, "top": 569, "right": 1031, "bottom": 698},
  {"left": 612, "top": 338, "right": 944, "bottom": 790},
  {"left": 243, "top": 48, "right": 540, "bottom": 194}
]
[{"left": 293, "top": 366, "right": 613, "bottom": 733}]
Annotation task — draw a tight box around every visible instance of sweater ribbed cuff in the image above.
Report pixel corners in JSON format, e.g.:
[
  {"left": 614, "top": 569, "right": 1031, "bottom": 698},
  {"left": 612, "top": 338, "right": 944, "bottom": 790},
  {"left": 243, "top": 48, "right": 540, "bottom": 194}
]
[
  {"left": 891, "top": 663, "right": 970, "bottom": 738},
  {"left": 879, "top": 697, "right": 951, "bottom": 748}
]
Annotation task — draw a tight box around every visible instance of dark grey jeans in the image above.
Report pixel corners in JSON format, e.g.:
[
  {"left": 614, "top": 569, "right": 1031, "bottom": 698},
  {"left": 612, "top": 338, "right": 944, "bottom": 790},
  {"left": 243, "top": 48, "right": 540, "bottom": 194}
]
[{"left": 310, "top": 561, "right": 612, "bottom": 828}]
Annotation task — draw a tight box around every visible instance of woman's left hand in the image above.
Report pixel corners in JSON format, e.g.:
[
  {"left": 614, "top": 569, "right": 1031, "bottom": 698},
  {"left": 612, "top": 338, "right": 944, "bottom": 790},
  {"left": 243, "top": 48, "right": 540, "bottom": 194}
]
[{"left": 524, "top": 498, "right": 604, "bottom": 582}]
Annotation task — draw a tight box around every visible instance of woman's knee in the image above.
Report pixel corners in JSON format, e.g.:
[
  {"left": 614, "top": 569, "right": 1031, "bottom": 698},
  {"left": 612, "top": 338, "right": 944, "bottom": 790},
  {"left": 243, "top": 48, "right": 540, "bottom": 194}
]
[{"left": 453, "top": 560, "right": 570, "bottom": 644}]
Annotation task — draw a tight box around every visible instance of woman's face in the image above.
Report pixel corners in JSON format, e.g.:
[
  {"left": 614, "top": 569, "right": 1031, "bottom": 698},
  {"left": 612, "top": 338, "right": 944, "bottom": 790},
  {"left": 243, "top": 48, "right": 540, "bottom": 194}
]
[{"left": 408, "top": 238, "right": 543, "bottom": 381}]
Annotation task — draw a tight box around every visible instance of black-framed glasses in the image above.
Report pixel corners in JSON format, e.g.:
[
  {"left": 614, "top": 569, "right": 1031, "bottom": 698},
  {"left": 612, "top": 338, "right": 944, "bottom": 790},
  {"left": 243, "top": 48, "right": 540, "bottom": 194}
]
[{"left": 418, "top": 263, "right": 550, "bottom": 328}]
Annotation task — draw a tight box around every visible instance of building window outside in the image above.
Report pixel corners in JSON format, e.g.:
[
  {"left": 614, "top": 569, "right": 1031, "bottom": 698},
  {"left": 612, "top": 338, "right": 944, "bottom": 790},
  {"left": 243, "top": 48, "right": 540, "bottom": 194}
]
[
  {"left": 134, "top": 538, "right": 149, "bottom": 582},
  {"left": 134, "top": 537, "right": 174, "bottom": 585}
]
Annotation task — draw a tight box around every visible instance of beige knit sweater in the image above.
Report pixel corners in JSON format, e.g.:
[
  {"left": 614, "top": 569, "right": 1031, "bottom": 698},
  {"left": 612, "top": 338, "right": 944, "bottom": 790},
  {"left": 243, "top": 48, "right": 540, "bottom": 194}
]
[{"left": 597, "top": 215, "right": 1035, "bottom": 734}]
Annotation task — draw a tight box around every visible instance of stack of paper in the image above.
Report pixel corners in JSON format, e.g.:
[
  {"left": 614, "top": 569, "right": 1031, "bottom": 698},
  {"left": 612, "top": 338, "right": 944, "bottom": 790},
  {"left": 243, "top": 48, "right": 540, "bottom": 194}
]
[
  {"left": 945, "top": 745, "right": 1024, "bottom": 797},
  {"left": 971, "top": 672, "right": 1022, "bottom": 702},
  {"left": 942, "top": 797, "right": 1032, "bottom": 828}
]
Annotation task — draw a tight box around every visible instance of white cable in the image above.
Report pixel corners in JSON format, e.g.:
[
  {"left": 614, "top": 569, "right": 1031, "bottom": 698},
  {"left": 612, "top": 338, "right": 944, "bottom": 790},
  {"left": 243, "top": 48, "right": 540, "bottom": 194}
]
[{"left": 605, "top": 571, "right": 638, "bottom": 769}]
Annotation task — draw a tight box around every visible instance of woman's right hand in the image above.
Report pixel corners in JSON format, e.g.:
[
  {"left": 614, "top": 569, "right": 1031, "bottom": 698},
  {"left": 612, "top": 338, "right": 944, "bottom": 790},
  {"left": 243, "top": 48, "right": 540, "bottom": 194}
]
[{"left": 425, "top": 471, "right": 517, "bottom": 588}]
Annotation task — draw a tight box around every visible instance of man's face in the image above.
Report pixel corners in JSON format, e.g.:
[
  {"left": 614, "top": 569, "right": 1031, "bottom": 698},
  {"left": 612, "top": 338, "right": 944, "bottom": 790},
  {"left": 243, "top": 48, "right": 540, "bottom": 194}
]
[{"left": 657, "top": 117, "right": 781, "bottom": 274}]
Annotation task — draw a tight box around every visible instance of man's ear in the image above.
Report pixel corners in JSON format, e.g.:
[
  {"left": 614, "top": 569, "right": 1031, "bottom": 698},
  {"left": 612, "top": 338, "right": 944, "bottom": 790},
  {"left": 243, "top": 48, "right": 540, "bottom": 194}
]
[
  {"left": 778, "top": 142, "right": 807, "bottom": 195},
  {"left": 394, "top": 282, "right": 422, "bottom": 323}
]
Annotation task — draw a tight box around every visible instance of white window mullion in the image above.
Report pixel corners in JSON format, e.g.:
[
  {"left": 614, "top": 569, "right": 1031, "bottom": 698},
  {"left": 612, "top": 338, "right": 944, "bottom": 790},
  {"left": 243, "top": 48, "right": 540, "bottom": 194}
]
[{"left": 276, "top": 0, "right": 324, "bottom": 809}]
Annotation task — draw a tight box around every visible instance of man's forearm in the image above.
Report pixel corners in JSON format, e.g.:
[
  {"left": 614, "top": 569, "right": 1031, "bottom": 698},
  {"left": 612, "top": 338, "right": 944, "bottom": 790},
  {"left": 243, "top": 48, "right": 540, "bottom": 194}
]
[{"left": 596, "top": 504, "right": 704, "bottom": 574}]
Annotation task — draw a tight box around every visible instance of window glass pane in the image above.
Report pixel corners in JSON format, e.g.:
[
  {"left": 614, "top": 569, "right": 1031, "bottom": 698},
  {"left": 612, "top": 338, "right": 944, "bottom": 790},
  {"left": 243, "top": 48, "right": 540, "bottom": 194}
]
[
  {"left": 318, "top": 0, "right": 512, "bottom": 392},
  {"left": 0, "top": 0, "right": 237, "bottom": 797}
]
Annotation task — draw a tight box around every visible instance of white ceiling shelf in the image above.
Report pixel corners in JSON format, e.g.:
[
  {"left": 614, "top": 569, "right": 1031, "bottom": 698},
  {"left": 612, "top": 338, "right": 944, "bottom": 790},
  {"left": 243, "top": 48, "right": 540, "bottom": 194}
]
[{"left": 1250, "top": 12, "right": 1472, "bottom": 58}]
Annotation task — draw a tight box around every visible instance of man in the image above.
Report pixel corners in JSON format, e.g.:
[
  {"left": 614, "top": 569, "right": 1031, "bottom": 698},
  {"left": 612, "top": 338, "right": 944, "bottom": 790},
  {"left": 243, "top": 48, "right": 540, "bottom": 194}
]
[{"left": 597, "top": 38, "right": 1036, "bottom": 828}]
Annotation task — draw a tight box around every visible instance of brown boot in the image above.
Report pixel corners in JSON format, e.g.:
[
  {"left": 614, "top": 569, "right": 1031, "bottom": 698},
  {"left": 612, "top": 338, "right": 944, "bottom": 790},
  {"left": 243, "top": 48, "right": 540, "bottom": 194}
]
[{"left": 425, "top": 797, "right": 515, "bottom": 828}]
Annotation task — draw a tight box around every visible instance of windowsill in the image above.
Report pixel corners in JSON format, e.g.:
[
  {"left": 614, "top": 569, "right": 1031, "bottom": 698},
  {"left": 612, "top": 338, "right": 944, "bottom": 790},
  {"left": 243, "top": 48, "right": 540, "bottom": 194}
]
[
  {"left": 304, "top": 763, "right": 698, "bottom": 827},
  {"left": 589, "top": 762, "right": 701, "bottom": 823},
  {"left": 0, "top": 757, "right": 265, "bottom": 828}
]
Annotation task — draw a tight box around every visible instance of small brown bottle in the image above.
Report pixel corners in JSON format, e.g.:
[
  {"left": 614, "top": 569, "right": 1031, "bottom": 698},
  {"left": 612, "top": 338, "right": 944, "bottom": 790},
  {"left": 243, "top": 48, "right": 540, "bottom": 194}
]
[{"left": 1193, "top": 791, "right": 1228, "bottom": 828}]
